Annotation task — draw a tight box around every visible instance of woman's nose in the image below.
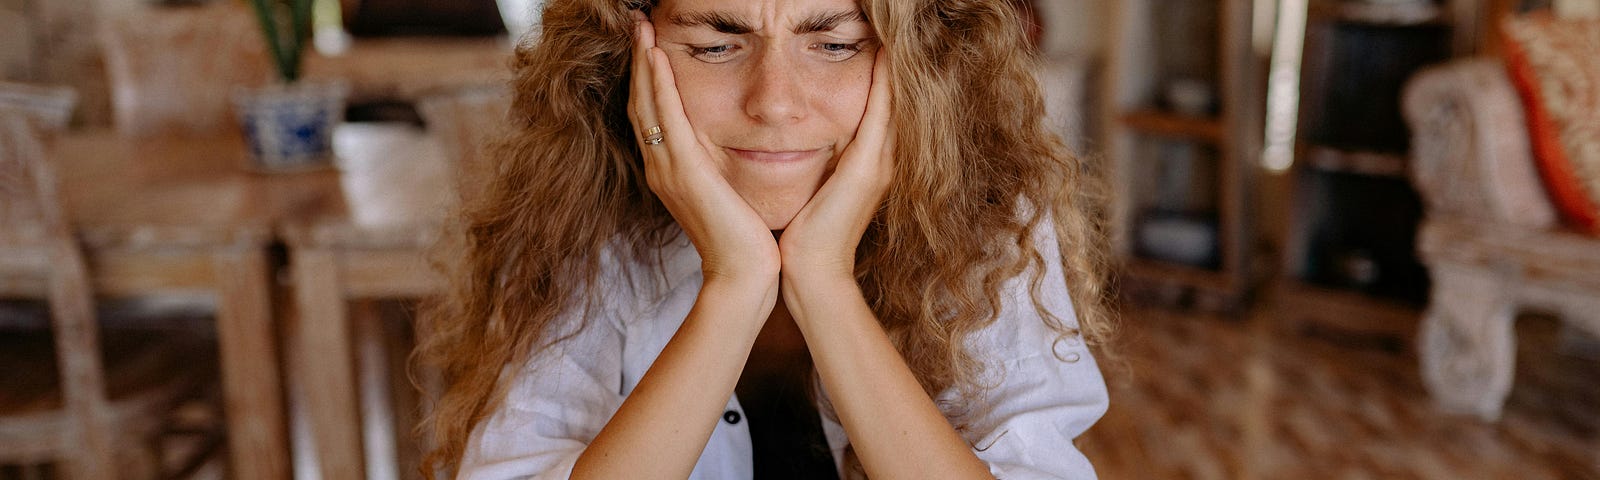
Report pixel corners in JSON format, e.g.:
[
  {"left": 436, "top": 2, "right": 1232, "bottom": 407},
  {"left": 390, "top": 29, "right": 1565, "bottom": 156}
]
[{"left": 742, "top": 50, "right": 806, "bottom": 125}]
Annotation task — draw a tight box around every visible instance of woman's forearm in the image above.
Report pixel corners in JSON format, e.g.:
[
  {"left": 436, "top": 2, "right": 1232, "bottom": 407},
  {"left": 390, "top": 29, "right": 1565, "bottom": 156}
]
[
  {"left": 571, "top": 276, "right": 778, "bottom": 479},
  {"left": 781, "top": 273, "right": 994, "bottom": 480}
]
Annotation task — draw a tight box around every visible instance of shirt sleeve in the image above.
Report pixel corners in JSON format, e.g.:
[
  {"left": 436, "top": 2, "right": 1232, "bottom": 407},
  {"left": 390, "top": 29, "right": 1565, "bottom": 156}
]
[
  {"left": 956, "top": 223, "right": 1110, "bottom": 479},
  {"left": 456, "top": 299, "right": 629, "bottom": 480}
]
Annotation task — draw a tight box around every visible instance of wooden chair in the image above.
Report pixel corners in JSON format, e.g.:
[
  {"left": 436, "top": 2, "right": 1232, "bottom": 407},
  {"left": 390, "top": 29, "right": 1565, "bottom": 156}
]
[
  {"left": 98, "top": 1, "right": 270, "bottom": 138},
  {"left": 0, "top": 83, "right": 213, "bottom": 479}
]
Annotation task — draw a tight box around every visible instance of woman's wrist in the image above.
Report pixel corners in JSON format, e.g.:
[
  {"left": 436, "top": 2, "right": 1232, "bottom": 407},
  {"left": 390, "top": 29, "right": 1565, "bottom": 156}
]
[
  {"left": 700, "top": 256, "right": 781, "bottom": 287},
  {"left": 697, "top": 269, "right": 781, "bottom": 329},
  {"left": 780, "top": 270, "right": 867, "bottom": 330},
  {"left": 778, "top": 258, "right": 855, "bottom": 286},
  {"left": 778, "top": 262, "right": 854, "bottom": 287}
]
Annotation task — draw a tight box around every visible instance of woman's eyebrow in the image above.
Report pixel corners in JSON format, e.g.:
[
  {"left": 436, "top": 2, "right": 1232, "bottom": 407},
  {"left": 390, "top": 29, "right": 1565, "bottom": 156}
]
[
  {"left": 666, "top": 9, "right": 865, "bottom": 35},
  {"left": 667, "top": 10, "right": 753, "bottom": 34},
  {"left": 792, "top": 10, "right": 865, "bottom": 34}
]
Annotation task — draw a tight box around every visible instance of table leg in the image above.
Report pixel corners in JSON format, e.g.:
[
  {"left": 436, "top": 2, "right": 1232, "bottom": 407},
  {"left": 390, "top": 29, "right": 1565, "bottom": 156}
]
[
  {"left": 293, "top": 249, "right": 367, "bottom": 480},
  {"left": 214, "top": 250, "right": 291, "bottom": 480},
  {"left": 355, "top": 300, "right": 401, "bottom": 480}
]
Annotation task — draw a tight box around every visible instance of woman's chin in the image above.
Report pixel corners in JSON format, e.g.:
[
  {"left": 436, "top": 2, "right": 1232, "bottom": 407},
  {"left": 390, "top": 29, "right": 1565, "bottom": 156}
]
[
  {"left": 741, "top": 190, "right": 813, "bottom": 231},
  {"left": 736, "top": 179, "right": 825, "bottom": 231},
  {"left": 757, "top": 202, "right": 804, "bottom": 231}
]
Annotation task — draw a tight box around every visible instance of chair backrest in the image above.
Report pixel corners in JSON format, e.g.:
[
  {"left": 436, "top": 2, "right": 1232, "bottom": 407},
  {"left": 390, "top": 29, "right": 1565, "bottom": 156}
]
[
  {"left": 417, "top": 84, "right": 511, "bottom": 205},
  {"left": 98, "top": 1, "right": 271, "bottom": 138},
  {"left": 0, "top": 82, "right": 76, "bottom": 242},
  {"left": 0, "top": 83, "right": 117, "bottom": 479},
  {"left": 1401, "top": 59, "right": 1560, "bottom": 230}
]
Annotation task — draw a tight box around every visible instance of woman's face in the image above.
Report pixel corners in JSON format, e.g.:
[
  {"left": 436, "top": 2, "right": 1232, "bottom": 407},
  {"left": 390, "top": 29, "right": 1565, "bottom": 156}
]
[{"left": 650, "top": 0, "right": 877, "bottom": 230}]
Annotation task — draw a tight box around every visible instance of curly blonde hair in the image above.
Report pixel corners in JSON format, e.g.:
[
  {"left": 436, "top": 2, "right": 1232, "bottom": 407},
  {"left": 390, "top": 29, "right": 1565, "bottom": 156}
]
[{"left": 417, "top": 0, "right": 1113, "bottom": 477}]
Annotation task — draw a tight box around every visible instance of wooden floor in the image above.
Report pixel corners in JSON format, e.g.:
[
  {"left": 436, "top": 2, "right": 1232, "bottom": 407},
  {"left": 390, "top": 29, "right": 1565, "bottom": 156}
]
[
  {"left": 1078, "top": 303, "right": 1600, "bottom": 480},
  {"left": 12, "top": 299, "right": 1594, "bottom": 479}
]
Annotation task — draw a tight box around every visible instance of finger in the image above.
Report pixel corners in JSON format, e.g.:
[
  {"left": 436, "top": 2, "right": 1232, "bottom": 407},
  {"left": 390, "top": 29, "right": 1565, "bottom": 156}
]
[
  {"left": 646, "top": 46, "right": 753, "bottom": 214},
  {"left": 838, "top": 48, "right": 894, "bottom": 180},
  {"left": 648, "top": 47, "right": 703, "bottom": 162},
  {"left": 630, "top": 13, "right": 663, "bottom": 151},
  {"left": 857, "top": 48, "right": 893, "bottom": 149},
  {"left": 629, "top": 11, "right": 655, "bottom": 117},
  {"left": 875, "top": 49, "right": 896, "bottom": 161}
]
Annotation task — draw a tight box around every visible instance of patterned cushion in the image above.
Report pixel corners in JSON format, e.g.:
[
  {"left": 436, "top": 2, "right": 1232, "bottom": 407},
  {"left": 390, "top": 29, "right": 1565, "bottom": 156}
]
[{"left": 1502, "top": 14, "right": 1600, "bottom": 235}]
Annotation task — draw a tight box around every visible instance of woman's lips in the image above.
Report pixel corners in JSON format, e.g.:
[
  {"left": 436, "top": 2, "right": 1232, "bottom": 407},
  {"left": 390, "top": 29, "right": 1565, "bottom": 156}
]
[{"left": 726, "top": 147, "right": 825, "bottom": 163}]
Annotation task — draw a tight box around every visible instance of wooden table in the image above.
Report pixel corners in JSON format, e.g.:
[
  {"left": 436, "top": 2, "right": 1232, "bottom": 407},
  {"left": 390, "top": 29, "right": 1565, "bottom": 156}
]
[
  {"left": 52, "top": 131, "right": 307, "bottom": 480},
  {"left": 51, "top": 124, "right": 454, "bottom": 480},
  {"left": 278, "top": 124, "right": 455, "bottom": 480}
]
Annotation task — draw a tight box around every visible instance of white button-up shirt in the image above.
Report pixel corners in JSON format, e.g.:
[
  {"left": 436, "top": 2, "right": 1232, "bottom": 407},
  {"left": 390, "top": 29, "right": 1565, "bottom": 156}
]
[{"left": 460, "top": 223, "right": 1109, "bottom": 479}]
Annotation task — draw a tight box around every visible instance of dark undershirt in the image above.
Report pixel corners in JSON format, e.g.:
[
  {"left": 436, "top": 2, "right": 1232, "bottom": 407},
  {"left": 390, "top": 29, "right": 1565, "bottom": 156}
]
[
  {"left": 735, "top": 364, "right": 839, "bottom": 480},
  {"left": 737, "top": 301, "right": 839, "bottom": 480}
]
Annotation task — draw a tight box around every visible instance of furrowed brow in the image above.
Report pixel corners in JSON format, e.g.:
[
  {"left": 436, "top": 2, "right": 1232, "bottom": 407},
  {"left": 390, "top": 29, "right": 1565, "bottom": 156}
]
[
  {"left": 667, "top": 10, "right": 754, "bottom": 34},
  {"left": 792, "top": 10, "right": 865, "bottom": 34}
]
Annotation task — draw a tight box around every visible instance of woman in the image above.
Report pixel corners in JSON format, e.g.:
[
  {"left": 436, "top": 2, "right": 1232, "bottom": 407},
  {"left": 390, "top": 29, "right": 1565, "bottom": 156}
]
[{"left": 420, "top": 0, "right": 1112, "bottom": 478}]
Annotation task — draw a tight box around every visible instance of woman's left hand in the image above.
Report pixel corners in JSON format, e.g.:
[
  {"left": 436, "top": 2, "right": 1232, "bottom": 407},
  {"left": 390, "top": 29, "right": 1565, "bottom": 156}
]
[{"left": 778, "top": 48, "right": 895, "bottom": 282}]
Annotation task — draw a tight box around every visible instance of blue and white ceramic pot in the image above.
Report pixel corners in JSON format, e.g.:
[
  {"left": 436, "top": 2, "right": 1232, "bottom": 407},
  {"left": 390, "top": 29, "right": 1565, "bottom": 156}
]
[{"left": 232, "top": 80, "right": 350, "bottom": 172}]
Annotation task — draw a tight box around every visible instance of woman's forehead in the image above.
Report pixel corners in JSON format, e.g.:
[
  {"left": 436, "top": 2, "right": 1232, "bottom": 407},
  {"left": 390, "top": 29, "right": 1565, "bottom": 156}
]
[{"left": 655, "top": 0, "right": 866, "bottom": 29}]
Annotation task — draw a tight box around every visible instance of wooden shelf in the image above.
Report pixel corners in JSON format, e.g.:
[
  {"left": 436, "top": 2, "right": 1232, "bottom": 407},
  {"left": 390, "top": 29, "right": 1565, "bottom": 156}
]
[
  {"left": 1118, "top": 110, "right": 1226, "bottom": 144},
  {"left": 1104, "top": 0, "right": 1260, "bottom": 310},
  {"left": 1310, "top": 0, "right": 1451, "bottom": 27},
  {"left": 1118, "top": 257, "right": 1246, "bottom": 311},
  {"left": 303, "top": 36, "right": 512, "bottom": 103},
  {"left": 1123, "top": 258, "right": 1234, "bottom": 294},
  {"left": 1303, "top": 146, "right": 1409, "bottom": 178},
  {"left": 1272, "top": 281, "right": 1421, "bottom": 344}
]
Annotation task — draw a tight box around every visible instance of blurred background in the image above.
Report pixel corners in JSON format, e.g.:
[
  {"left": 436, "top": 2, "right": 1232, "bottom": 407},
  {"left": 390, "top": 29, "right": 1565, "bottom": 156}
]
[{"left": 0, "top": 0, "right": 1597, "bottom": 478}]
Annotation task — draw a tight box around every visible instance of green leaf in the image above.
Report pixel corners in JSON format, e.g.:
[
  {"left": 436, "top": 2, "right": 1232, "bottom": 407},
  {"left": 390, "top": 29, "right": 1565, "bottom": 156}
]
[{"left": 247, "top": 0, "right": 316, "bottom": 83}]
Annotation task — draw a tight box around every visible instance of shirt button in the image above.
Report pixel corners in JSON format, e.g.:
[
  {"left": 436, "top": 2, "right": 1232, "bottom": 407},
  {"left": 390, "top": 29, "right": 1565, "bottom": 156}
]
[{"left": 723, "top": 410, "right": 742, "bottom": 425}]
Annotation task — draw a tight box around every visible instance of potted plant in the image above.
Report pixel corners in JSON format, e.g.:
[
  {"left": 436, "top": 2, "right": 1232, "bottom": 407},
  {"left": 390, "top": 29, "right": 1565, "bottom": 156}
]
[{"left": 232, "top": 0, "right": 349, "bottom": 172}]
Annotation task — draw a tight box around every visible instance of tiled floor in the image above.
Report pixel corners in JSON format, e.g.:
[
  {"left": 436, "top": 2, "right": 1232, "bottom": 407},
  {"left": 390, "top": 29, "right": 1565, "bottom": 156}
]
[{"left": 1079, "top": 303, "right": 1600, "bottom": 480}]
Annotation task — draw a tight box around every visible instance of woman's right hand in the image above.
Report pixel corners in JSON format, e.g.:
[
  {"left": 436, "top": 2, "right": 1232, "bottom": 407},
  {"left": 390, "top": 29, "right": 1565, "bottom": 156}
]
[{"left": 628, "top": 10, "right": 781, "bottom": 285}]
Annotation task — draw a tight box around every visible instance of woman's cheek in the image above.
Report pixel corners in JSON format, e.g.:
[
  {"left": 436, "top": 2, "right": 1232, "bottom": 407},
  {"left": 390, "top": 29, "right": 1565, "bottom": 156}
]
[
  {"left": 664, "top": 61, "right": 727, "bottom": 127},
  {"left": 808, "top": 61, "right": 873, "bottom": 131}
]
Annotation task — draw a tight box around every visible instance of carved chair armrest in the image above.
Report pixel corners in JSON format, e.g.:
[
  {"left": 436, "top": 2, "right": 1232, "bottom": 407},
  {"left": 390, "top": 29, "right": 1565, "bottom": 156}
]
[{"left": 1402, "top": 58, "right": 1557, "bottom": 229}]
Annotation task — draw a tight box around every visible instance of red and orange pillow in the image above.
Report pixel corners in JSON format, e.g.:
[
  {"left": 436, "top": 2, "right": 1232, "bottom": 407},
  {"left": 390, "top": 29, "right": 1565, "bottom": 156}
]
[{"left": 1502, "top": 14, "right": 1600, "bottom": 235}]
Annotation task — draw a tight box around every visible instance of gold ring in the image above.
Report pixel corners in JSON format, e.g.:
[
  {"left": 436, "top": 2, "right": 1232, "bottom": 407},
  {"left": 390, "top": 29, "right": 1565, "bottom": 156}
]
[{"left": 643, "top": 125, "right": 664, "bottom": 145}]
